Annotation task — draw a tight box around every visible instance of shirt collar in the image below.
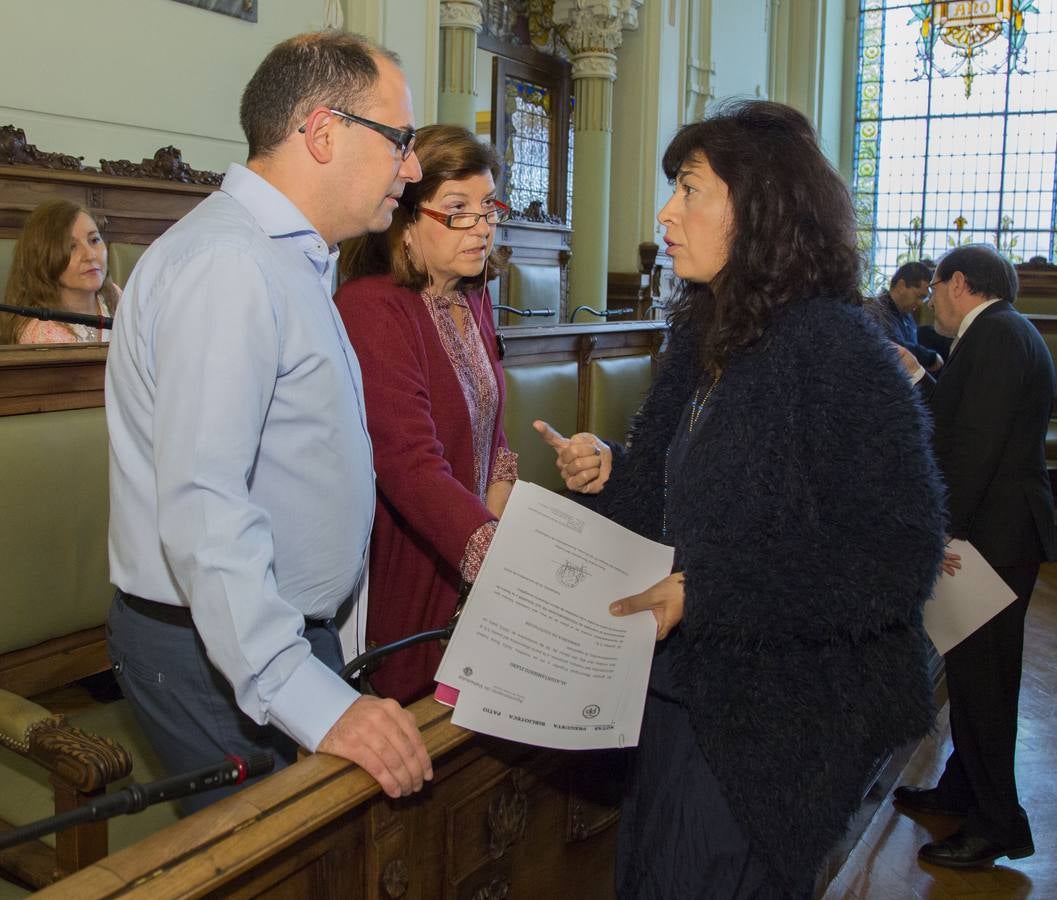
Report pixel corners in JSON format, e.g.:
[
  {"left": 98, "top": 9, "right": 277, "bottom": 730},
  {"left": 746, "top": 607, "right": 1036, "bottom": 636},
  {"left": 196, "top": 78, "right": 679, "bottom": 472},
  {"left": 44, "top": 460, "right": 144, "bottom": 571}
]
[
  {"left": 955, "top": 297, "right": 1003, "bottom": 343},
  {"left": 220, "top": 163, "right": 337, "bottom": 276}
]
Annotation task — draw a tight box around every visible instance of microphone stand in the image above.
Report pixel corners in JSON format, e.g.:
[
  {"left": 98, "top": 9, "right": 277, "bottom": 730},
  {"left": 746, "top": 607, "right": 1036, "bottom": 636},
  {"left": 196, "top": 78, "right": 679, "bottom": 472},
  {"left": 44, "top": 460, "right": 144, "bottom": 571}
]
[
  {"left": 0, "top": 302, "right": 113, "bottom": 331},
  {"left": 0, "top": 753, "right": 272, "bottom": 852}
]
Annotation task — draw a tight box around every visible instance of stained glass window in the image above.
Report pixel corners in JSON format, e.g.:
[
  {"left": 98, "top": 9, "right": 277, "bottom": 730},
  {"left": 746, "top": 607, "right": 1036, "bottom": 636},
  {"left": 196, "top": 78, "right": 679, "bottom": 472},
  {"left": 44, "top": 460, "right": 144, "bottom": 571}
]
[
  {"left": 566, "top": 96, "right": 575, "bottom": 227},
  {"left": 853, "top": 1, "right": 1056, "bottom": 288},
  {"left": 504, "top": 76, "right": 552, "bottom": 216}
]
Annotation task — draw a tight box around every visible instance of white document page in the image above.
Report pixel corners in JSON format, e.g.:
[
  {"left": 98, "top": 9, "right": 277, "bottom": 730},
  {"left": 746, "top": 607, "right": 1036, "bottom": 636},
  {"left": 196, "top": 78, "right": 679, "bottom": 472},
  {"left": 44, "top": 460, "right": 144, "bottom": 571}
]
[
  {"left": 923, "top": 538, "right": 1017, "bottom": 655},
  {"left": 435, "top": 480, "right": 674, "bottom": 750}
]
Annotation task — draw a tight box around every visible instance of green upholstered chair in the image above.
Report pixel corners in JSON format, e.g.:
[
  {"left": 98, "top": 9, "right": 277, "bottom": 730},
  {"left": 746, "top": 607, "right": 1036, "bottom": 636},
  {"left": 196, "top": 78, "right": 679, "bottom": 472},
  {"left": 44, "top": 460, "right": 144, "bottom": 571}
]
[
  {"left": 585, "top": 355, "right": 652, "bottom": 446},
  {"left": 0, "top": 238, "right": 15, "bottom": 303},
  {"left": 0, "top": 875, "right": 28, "bottom": 898},
  {"left": 503, "top": 361, "right": 578, "bottom": 492},
  {"left": 0, "top": 408, "right": 178, "bottom": 888},
  {"left": 105, "top": 242, "right": 148, "bottom": 290},
  {"left": 1012, "top": 290, "right": 1057, "bottom": 315},
  {"left": 506, "top": 263, "right": 561, "bottom": 322},
  {"left": 0, "top": 409, "right": 112, "bottom": 658}
]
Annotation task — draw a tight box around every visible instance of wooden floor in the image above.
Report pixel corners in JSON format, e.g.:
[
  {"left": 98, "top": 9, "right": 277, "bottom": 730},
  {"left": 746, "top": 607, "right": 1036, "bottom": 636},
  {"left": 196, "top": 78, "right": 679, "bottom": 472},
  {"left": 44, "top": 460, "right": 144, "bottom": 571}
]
[{"left": 823, "top": 563, "right": 1057, "bottom": 899}]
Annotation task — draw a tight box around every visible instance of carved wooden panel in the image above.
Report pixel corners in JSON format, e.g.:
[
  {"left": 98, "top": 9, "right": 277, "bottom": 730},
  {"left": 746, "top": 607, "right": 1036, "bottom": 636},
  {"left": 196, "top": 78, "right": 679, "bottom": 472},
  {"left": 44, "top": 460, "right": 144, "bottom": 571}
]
[
  {"left": 26, "top": 672, "right": 620, "bottom": 900},
  {"left": 1, "top": 128, "right": 216, "bottom": 248},
  {"left": 0, "top": 165, "right": 212, "bottom": 246}
]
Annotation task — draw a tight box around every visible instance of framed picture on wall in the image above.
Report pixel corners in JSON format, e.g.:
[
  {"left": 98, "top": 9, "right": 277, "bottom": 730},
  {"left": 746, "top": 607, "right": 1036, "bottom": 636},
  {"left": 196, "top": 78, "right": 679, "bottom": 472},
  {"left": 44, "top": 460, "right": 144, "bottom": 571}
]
[{"left": 170, "top": 0, "right": 257, "bottom": 23}]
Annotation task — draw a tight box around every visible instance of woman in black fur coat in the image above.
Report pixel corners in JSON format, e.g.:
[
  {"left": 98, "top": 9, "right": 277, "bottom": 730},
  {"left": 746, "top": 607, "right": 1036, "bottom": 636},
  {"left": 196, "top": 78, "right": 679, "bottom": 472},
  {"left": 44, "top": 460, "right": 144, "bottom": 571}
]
[{"left": 534, "top": 101, "right": 946, "bottom": 897}]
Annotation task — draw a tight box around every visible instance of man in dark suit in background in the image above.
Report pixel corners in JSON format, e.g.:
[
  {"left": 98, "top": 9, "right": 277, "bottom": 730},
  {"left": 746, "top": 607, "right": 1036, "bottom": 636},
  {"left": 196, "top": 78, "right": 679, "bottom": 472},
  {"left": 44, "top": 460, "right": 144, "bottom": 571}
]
[
  {"left": 869, "top": 260, "right": 944, "bottom": 373},
  {"left": 893, "top": 244, "right": 1056, "bottom": 867}
]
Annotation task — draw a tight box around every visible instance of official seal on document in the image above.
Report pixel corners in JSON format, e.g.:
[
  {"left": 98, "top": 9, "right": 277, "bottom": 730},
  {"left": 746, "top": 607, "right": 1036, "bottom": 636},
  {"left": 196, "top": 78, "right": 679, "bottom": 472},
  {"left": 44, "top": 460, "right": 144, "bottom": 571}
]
[{"left": 556, "top": 559, "right": 587, "bottom": 588}]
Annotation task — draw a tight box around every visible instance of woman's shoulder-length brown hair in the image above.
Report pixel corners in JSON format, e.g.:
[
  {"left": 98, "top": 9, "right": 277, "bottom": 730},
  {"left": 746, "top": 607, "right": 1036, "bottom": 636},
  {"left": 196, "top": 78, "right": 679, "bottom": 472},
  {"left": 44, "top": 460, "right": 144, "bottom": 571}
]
[
  {"left": 0, "top": 199, "right": 88, "bottom": 344},
  {"left": 340, "top": 124, "right": 505, "bottom": 292}
]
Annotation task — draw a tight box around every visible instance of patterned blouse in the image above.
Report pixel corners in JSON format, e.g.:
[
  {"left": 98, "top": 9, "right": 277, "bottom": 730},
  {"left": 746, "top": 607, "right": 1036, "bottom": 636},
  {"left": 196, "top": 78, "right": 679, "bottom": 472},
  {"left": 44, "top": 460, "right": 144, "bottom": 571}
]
[
  {"left": 420, "top": 289, "right": 517, "bottom": 581},
  {"left": 17, "top": 296, "right": 112, "bottom": 344}
]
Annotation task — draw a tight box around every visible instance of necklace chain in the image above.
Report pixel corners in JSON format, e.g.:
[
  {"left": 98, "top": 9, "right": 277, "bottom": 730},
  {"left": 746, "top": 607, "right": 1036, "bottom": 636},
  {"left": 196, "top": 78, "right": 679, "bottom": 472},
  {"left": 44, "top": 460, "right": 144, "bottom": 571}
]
[
  {"left": 688, "top": 376, "right": 720, "bottom": 433},
  {"left": 664, "top": 373, "right": 720, "bottom": 537}
]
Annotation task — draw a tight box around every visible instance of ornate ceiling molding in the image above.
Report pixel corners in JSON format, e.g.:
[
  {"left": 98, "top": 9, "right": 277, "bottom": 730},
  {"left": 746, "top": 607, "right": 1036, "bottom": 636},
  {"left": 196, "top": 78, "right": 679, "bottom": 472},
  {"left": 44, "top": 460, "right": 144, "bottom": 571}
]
[{"left": 440, "top": 0, "right": 484, "bottom": 32}]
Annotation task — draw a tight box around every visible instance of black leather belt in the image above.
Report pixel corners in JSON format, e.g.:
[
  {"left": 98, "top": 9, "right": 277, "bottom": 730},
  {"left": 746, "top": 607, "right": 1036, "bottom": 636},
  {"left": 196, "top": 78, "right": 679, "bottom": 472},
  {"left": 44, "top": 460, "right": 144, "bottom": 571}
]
[
  {"left": 119, "top": 590, "right": 330, "bottom": 629},
  {"left": 120, "top": 590, "right": 194, "bottom": 626}
]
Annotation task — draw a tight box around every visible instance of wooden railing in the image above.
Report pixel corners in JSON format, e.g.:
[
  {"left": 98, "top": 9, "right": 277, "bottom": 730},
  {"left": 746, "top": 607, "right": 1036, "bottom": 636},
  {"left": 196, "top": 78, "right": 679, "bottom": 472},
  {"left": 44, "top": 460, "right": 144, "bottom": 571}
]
[{"left": 32, "top": 697, "right": 621, "bottom": 900}]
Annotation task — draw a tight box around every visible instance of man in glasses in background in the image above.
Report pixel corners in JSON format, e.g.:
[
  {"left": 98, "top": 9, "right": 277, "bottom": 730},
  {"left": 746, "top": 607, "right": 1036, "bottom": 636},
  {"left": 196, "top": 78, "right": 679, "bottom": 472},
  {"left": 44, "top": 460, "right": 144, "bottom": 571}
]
[{"left": 106, "top": 31, "right": 431, "bottom": 811}]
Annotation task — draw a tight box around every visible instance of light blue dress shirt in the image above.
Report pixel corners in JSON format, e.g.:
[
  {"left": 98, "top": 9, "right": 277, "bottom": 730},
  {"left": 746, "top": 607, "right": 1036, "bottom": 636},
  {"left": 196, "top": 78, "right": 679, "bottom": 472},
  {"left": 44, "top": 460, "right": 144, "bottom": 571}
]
[{"left": 106, "top": 163, "right": 374, "bottom": 752}]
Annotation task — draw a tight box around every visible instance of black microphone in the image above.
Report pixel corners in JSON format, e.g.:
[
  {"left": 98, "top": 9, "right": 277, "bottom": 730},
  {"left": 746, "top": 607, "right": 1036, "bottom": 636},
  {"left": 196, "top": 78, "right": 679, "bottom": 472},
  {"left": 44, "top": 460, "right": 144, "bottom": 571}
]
[
  {"left": 0, "top": 753, "right": 273, "bottom": 851},
  {"left": 0, "top": 302, "right": 114, "bottom": 331}
]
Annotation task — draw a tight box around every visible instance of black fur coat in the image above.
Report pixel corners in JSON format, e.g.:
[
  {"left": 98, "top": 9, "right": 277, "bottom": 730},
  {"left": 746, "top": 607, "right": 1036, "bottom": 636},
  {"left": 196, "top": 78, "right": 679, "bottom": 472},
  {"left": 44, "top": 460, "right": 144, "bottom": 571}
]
[{"left": 599, "top": 298, "right": 946, "bottom": 894}]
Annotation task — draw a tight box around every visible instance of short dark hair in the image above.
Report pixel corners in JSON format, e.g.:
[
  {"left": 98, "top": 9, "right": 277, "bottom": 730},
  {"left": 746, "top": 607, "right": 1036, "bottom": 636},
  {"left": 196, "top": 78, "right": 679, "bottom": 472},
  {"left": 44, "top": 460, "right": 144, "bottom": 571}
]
[
  {"left": 341, "top": 124, "right": 504, "bottom": 291},
  {"left": 934, "top": 244, "right": 1018, "bottom": 303},
  {"left": 890, "top": 261, "right": 933, "bottom": 290},
  {"left": 661, "top": 100, "right": 862, "bottom": 371},
  {"left": 239, "top": 31, "right": 399, "bottom": 159}
]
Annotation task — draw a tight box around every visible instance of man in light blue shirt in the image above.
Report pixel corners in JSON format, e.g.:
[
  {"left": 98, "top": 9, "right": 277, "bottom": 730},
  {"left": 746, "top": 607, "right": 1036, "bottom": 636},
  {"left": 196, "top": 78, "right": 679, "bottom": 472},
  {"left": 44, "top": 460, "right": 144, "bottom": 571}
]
[{"left": 106, "top": 31, "right": 431, "bottom": 811}]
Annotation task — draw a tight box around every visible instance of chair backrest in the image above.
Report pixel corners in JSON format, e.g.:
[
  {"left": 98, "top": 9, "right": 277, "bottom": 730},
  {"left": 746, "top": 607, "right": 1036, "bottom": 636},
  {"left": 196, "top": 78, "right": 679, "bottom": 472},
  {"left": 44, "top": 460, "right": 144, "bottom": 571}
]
[
  {"left": 1013, "top": 291, "right": 1057, "bottom": 315},
  {"left": 503, "top": 361, "right": 578, "bottom": 492},
  {"left": 0, "top": 407, "right": 112, "bottom": 657},
  {"left": 506, "top": 263, "right": 560, "bottom": 321},
  {"left": 107, "top": 242, "right": 148, "bottom": 289},
  {"left": 586, "top": 355, "right": 652, "bottom": 445},
  {"left": 0, "top": 238, "right": 15, "bottom": 300}
]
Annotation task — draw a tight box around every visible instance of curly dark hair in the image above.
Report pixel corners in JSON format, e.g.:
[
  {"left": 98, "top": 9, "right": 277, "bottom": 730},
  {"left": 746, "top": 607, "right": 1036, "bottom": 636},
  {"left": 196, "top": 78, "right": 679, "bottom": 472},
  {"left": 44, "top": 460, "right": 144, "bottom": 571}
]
[{"left": 662, "top": 100, "right": 863, "bottom": 372}]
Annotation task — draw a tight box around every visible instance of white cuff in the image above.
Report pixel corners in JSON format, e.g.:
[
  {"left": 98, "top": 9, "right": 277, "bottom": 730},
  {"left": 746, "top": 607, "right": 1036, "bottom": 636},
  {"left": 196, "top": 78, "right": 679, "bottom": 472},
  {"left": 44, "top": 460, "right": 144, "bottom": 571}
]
[{"left": 267, "top": 653, "right": 360, "bottom": 752}]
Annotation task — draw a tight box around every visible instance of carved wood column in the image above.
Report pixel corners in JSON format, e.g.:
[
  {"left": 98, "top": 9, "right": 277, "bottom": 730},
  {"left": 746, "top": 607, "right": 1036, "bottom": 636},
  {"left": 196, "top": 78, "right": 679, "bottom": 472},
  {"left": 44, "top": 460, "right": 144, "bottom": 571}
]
[
  {"left": 439, "top": 0, "right": 484, "bottom": 129},
  {"left": 554, "top": 0, "right": 643, "bottom": 312}
]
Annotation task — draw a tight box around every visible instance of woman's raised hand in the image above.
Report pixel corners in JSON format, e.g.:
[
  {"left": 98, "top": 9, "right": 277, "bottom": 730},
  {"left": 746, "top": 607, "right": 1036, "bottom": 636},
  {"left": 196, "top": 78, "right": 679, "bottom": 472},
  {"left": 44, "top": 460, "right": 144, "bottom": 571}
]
[{"left": 532, "top": 420, "right": 612, "bottom": 494}]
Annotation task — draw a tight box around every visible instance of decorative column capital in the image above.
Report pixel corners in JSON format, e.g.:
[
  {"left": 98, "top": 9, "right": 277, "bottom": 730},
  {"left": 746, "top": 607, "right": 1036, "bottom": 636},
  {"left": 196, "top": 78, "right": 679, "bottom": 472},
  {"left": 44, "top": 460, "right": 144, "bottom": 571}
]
[
  {"left": 570, "top": 52, "right": 617, "bottom": 82},
  {"left": 553, "top": 0, "right": 643, "bottom": 55},
  {"left": 440, "top": 0, "right": 483, "bottom": 33}
]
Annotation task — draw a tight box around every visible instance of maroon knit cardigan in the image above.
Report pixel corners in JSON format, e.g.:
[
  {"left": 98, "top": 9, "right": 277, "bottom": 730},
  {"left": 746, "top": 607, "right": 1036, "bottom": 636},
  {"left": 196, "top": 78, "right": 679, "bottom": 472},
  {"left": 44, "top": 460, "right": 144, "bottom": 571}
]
[{"left": 334, "top": 273, "right": 508, "bottom": 703}]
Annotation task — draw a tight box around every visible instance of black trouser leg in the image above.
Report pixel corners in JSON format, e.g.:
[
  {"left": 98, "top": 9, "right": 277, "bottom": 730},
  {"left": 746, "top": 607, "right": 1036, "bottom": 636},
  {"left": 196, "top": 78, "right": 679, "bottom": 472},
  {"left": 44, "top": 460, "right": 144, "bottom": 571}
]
[{"left": 938, "top": 563, "right": 1037, "bottom": 845}]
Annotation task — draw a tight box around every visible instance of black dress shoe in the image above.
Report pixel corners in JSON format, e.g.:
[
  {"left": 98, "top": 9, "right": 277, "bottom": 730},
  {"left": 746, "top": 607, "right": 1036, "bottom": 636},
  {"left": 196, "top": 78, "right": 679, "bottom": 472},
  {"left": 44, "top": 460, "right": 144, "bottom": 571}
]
[
  {"left": 919, "top": 829, "right": 1034, "bottom": 869},
  {"left": 893, "top": 785, "right": 968, "bottom": 817}
]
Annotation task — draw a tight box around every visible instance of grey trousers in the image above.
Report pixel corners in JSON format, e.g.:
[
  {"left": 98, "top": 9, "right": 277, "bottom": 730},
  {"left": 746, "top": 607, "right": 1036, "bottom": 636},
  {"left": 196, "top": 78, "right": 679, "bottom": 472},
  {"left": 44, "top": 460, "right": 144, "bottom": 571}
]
[{"left": 106, "top": 589, "right": 344, "bottom": 815}]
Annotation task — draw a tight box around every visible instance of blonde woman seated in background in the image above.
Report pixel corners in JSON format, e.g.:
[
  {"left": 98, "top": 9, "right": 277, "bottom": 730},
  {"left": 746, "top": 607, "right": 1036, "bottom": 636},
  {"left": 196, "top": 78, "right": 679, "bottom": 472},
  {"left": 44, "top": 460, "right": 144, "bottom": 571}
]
[
  {"left": 336, "top": 124, "right": 516, "bottom": 704},
  {"left": 0, "top": 200, "right": 121, "bottom": 344}
]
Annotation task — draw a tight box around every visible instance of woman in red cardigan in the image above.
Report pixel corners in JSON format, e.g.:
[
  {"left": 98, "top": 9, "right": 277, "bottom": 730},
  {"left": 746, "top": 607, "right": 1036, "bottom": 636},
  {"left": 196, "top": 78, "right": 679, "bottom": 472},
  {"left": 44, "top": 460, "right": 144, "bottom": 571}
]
[{"left": 335, "top": 125, "right": 517, "bottom": 703}]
